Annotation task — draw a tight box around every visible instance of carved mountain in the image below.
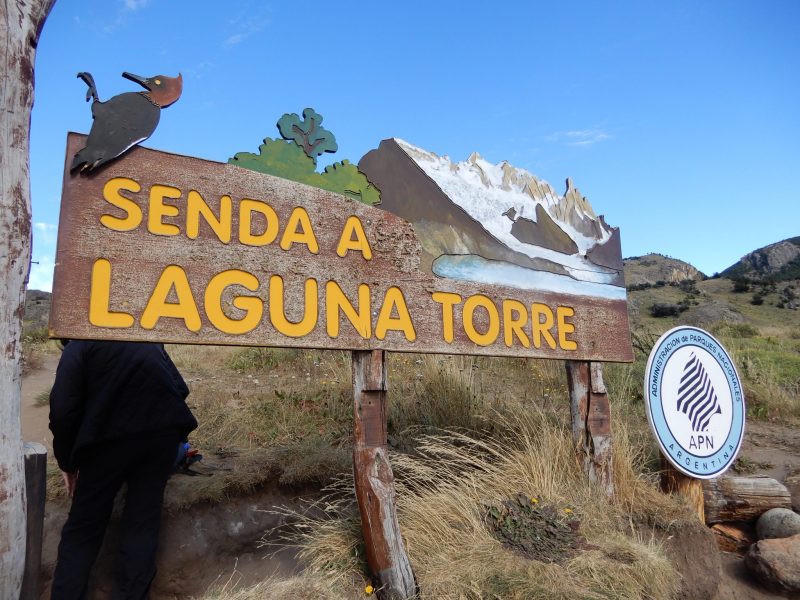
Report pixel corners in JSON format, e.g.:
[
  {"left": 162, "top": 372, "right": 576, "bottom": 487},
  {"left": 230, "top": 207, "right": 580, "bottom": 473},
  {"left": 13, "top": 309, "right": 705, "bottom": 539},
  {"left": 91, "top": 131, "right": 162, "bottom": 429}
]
[
  {"left": 721, "top": 237, "right": 800, "bottom": 281},
  {"left": 359, "top": 139, "right": 571, "bottom": 277},
  {"left": 358, "top": 139, "right": 625, "bottom": 297}
]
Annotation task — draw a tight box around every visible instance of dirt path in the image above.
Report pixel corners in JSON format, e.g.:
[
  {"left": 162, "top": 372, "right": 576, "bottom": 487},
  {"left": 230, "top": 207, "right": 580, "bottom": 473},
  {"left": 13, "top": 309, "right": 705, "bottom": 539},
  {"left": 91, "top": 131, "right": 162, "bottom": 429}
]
[{"left": 21, "top": 353, "right": 59, "bottom": 450}]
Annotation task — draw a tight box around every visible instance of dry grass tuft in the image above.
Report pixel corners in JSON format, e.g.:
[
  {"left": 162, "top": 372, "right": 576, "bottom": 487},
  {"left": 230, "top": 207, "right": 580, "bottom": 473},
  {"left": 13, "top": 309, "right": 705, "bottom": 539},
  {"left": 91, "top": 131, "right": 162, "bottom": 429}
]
[
  {"left": 277, "top": 411, "right": 680, "bottom": 600},
  {"left": 194, "top": 572, "right": 359, "bottom": 600}
]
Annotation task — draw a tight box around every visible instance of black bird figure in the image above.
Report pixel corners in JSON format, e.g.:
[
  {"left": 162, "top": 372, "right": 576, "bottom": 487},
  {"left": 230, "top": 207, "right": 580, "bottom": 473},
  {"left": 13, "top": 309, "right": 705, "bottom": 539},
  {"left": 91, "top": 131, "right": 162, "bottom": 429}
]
[{"left": 71, "top": 71, "right": 183, "bottom": 173}]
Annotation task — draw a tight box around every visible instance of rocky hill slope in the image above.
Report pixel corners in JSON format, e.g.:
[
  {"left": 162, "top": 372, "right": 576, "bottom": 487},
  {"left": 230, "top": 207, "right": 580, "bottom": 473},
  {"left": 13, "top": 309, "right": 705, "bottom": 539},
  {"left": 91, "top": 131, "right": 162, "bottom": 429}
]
[
  {"left": 623, "top": 253, "right": 704, "bottom": 287},
  {"left": 721, "top": 236, "right": 800, "bottom": 281}
]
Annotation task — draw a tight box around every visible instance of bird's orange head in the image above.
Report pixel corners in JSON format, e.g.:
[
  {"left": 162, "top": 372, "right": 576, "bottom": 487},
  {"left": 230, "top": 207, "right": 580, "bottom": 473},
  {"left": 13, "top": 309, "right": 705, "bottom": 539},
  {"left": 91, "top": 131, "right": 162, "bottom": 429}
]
[{"left": 122, "top": 72, "right": 183, "bottom": 108}]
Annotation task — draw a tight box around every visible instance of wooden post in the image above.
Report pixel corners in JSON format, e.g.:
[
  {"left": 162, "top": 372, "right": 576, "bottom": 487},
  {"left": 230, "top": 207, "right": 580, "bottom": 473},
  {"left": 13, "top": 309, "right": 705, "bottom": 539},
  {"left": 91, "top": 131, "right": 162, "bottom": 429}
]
[
  {"left": 21, "top": 442, "right": 47, "bottom": 600},
  {"left": 0, "top": 2, "right": 55, "bottom": 595},
  {"left": 565, "top": 361, "right": 614, "bottom": 497},
  {"left": 352, "top": 350, "right": 416, "bottom": 600},
  {"left": 660, "top": 456, "right": 705, "bottom": 522}
]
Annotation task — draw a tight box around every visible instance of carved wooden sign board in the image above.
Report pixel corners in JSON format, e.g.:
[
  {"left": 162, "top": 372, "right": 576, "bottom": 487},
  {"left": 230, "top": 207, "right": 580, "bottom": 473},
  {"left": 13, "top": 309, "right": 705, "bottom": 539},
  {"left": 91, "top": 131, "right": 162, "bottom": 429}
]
[{"left": 51, "top": 132, "right": 633, "bottom": 362}]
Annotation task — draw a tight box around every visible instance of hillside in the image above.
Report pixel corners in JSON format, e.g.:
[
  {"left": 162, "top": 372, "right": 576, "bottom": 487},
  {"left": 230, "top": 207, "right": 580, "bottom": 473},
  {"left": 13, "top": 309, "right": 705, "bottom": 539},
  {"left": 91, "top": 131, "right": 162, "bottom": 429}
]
[
  {"left": 624, "top": 253, "right": 704, "bottom": 287},
  {"left": 721, "top": 236, "right": 800, "bottom": 281},
  {"left": 24, "top": 289, "right": 51, "bottom": 331}
]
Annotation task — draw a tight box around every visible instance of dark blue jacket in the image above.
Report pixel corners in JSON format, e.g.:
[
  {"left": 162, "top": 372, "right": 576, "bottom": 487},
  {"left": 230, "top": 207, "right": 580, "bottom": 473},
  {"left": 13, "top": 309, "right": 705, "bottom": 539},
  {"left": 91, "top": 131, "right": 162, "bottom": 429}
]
[{"left": 49, "top": 341, "right": 198, "bottom": 472}]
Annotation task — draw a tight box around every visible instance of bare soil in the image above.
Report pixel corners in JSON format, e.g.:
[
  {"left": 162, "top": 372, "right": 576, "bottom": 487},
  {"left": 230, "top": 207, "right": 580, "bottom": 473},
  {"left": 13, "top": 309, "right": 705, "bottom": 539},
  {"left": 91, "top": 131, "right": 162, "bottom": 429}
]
[{"left": 21, "top": 357, "right": 800, "bottom": 599}]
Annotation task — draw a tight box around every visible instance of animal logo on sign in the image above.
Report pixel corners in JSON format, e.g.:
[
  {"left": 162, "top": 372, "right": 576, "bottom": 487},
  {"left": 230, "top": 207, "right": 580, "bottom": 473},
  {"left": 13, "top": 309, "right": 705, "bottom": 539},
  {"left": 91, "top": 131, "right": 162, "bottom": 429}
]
[
  {"left": 676, "top": 352, "right": 722, "bottom": 432},
  {"left": 71, "top": 71, "right": 183, "bottom": 173}
]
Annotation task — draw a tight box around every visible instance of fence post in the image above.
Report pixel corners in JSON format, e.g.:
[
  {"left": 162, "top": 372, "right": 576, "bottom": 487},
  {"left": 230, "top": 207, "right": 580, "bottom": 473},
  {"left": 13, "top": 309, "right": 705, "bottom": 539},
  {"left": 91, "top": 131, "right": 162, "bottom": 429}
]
[
  {"left": 352, "top": 350, "right": 416, "bottom": 600},
  {"left": 21, "top": 441, "right": 47, "bottom": 600},
  {"left": 565, "top": 361, "right": 614, "bottom": 497}
]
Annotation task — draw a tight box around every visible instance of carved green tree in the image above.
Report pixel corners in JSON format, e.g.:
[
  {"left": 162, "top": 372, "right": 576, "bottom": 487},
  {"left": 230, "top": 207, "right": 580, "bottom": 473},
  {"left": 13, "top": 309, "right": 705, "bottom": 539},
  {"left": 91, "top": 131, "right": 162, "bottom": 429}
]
[
  {"left": 230, "top": 108, "right": 379, "bottom": 206},
  {"left": 277, "top": 108, "right": 337, "bottom": 164}
]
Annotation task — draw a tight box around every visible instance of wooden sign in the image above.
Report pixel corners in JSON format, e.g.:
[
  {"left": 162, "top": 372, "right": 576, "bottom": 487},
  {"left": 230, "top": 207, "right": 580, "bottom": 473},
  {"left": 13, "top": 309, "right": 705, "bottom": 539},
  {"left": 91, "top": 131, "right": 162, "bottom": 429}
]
[{"left": 50, "top": 133, "right": 633, "bottom": 361}]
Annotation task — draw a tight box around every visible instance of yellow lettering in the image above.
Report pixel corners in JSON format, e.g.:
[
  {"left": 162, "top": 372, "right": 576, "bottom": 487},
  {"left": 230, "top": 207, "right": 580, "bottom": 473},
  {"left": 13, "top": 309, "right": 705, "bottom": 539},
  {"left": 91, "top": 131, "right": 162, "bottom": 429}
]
[
  {"left": 187, "top": 190, "right": 231, "bottom": 243},
  {"left": 100, "top": 177, "right": 142, "bottom": 231},
  {"left": 269, "top": 275, "right": 318, "bottom": 337},
  {"left": 279, "top": 207, "right": 318, "bottom": 253},
  {"left": 204, "top": 270, "right": 262, "bottom": 334},
  {"left": 375, "top": 287, "right": 416, "bottom": 341},
  {"left": 463, "top": 294, "right": 500, "bottom": 346},
  {"left": 239, "top": 199, "right": 279, "bottom": 246},
  {"left": 531, "top": 303, "right": 557, "bottom": 349},
  {"left": 325, "top": 281, "right": 371, "bottom": 338},
  {"left": 431, "top": 291, "right": 461, "bottom": 343},
  {"left": 88, "top": 259, "right": 134, "bottom": 328},
  {"left": 503, "top": 299, "right": 530, "bottom": 348},
  {"left": 141, "top": 265, "right": 201, "bottom": 331},
  {"left": 556, "top": 306, "right": 578, "bottom": 351},
  {"left": 336, "top": 216, "right": 372, "bottom": 260},
  {"left": 148, "top": 184, "right": 182, "bottom": 236}
]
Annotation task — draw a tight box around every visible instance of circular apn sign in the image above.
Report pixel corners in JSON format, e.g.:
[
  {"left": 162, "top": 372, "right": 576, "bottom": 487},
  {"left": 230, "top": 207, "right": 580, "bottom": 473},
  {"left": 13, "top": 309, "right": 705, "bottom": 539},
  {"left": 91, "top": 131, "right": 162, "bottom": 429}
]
[{"left": 644, "top": 326, "right": 745, "bottom": 479}]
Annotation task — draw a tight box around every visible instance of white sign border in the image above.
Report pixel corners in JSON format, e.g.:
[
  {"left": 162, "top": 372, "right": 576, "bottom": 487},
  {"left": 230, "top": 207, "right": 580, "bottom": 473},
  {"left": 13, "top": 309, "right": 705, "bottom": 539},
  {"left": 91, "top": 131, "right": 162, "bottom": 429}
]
[{"left": 644, "top": 325, "right": 746, "bottom": 479}]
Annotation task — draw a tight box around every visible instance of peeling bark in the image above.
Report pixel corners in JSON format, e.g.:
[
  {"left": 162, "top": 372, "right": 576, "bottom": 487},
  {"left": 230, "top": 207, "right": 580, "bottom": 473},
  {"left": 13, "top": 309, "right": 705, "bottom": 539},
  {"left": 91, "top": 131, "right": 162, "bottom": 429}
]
[
  {"left": 0, "top": 0, "right": 56, "bottom": 595},
  {"left": 566, "top": 361, "right": 614, "bottom": 497},
  {"left": 352, "top": 350, "right": 416, "bottom": 600}
]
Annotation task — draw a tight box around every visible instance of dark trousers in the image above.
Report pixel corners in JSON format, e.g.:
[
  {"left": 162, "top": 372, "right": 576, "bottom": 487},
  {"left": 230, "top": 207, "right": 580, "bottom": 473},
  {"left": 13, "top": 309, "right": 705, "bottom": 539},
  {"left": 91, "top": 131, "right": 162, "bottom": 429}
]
[{"left": 51, "top": 431, "right": 180, "bottom": 600}]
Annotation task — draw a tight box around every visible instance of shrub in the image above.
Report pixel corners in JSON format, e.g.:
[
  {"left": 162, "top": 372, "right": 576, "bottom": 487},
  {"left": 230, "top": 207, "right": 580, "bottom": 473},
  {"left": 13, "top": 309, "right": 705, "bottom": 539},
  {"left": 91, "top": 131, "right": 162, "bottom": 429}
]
[
  {"left": 732, "top": 279, "right": 750, "bottom": 293},
  {"left": 649, "top": 303, "right": 682, "bottom": 318}
]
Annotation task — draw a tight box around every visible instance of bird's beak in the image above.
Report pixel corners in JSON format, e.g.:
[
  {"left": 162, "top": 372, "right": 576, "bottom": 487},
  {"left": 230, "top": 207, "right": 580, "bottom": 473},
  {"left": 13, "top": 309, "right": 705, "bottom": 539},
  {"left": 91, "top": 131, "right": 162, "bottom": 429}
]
[{"left": 122, "top": 72, "right": 151, "bottom": 90}]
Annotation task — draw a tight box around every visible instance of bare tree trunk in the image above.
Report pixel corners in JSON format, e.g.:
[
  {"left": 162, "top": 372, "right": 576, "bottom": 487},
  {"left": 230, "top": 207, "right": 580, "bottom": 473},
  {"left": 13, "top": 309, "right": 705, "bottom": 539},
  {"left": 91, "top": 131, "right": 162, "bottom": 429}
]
[{"left": 0, "top": 0, "right": 55, "bottom": 594}]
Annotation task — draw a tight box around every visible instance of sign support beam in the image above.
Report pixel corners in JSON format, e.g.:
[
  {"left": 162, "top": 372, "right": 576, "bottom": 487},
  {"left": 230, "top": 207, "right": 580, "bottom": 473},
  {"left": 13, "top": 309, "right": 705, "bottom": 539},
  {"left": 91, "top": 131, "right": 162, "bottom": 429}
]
[
  {"left": 352, "top": 350, "right": 416, "bottom": 599},
  {"left": 661, "top": 457, "right": 705, "bottom": 522},
  {"left": 566, "top": 361, "right": 614, "bottom": 497}
]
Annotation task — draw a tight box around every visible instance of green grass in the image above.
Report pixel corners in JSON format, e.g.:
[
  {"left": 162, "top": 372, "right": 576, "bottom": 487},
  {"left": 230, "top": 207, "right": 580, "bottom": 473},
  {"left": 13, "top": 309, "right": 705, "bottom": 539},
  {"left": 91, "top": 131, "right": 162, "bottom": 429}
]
[{"left": 626, "top": 276, "right": 800, "bottom": 423}]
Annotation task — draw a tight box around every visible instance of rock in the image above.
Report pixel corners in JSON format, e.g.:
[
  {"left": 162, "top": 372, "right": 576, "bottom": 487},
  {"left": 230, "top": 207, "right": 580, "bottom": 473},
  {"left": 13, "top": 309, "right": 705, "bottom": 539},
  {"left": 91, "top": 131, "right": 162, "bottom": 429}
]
[
  {"left": 745, "top": 533, "right": 800, "bottom": 592},
  {"left": 756, "top": 507, "right": 800, "bottom": 540},
  {"left": 785, "top": 473, "right": 800, "bottom": 512}
]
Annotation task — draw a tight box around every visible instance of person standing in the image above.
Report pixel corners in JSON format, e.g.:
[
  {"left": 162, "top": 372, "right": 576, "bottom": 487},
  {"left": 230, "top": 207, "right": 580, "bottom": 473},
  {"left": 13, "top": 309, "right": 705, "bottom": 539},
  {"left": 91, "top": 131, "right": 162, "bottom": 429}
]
[{"left": 49, "top": 340, "right": 197, "bottom": 600}]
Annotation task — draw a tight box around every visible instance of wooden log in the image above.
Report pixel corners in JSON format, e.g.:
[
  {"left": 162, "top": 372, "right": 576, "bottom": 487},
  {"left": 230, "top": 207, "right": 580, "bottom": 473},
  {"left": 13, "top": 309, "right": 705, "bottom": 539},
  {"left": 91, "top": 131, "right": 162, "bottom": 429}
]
[
  {"left": 0, "top": 2, "right": 56, "bottom": 595},
  {"left": 710, "top": 523, "right": 755, "bottom": 553},
  {"left": 703, "top": 475, "right": 791, "bottom": 525},
  {"left": 352, "top": 350, "right": 416, "bottom": 600},
  {"left": 21, "top": 442, "right": 47, "bottom": 600},
  {"left": 661, "top": 456, "right": 705, "bottom": 522},
  {"left": 565, "top": 361, "right": 614, "bottom": 497}
]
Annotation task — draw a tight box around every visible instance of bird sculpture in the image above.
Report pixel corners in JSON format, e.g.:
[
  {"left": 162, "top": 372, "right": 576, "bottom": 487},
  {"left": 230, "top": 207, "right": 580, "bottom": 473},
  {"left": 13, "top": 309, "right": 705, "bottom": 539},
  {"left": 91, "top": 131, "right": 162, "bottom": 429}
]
[{"left": 71, "top": 71, "right": 183, "bottom": 173}]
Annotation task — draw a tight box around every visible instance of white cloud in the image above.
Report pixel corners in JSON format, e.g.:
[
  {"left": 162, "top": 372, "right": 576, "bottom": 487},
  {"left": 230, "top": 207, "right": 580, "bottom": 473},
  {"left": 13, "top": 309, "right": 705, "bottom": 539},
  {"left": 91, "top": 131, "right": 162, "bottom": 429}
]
[
  {"left": 123, "top": 0, "right": 151, "bottom": 11},
  {"left": 545, "top": 129, "right": 612, "bottom": 148},
  {"left": 34, "top": 222, "right": 57, "bottom": 246},
  {"left": 30, "top": 222, "right": 57, "bottom": 292},
  {"left": 28, "top": 255, "right": 54, "bottom": 293},
  {"left": 225, "top": 33, "right": 246, "bottom": 46},
  {"left": 222, "top": 12, "right": 269, "bottom": 47}
]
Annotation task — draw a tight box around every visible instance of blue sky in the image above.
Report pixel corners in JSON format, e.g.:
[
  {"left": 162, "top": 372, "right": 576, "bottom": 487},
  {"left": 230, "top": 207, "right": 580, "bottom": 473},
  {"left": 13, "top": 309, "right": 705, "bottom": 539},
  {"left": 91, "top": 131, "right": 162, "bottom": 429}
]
[{"left": 29, "top": 0, "right": 800, "bottom": 291}]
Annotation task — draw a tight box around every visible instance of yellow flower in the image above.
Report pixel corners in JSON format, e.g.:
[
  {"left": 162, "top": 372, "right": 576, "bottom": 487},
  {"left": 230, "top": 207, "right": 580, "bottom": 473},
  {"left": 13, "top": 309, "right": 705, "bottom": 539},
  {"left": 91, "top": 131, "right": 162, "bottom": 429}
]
[
  {"left": 530, "top": 497, "right": 539, "bottom": 504},
  {"left": 365, "top": 584, "right": 374, "bottom": 595},
  {"left": 563, "top": 508, "right": 573, "bottom": 514}
]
